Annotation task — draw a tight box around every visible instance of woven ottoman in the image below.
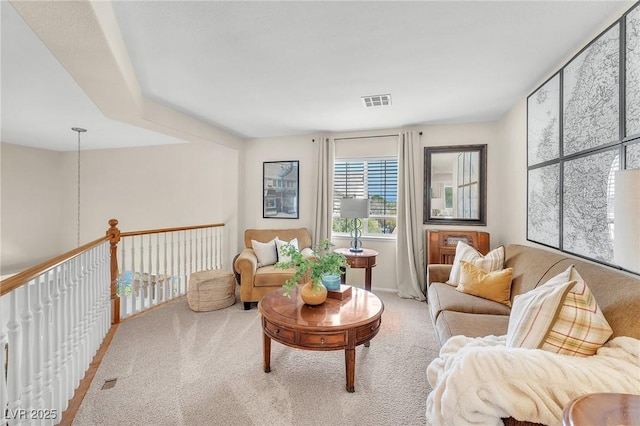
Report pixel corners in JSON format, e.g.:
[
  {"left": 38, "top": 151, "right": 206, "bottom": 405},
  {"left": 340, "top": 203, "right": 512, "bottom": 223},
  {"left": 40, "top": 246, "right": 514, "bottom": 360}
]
[{"left": 187, "top": 269, "right": 236, "bottom": 312}]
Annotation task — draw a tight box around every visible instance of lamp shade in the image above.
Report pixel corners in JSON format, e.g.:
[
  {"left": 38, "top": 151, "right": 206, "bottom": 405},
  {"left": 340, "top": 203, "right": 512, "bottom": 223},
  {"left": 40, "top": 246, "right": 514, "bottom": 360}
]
[
  {"left": 614, "top": 169, "right": 640, "bottom": 274},
  {"left": 431, "top": 198, "right": 444, "bottom": 210},
  {"left": 340, "top": 198, "right": 370, "bottom": 218}
]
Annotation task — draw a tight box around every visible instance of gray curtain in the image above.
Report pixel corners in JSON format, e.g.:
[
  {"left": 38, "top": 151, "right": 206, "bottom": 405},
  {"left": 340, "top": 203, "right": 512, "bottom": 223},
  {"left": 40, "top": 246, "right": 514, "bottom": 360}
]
[
  {"left": 396, "top": 131, "right": 426, "bottom": 300},
  {"left": 312, "top": 137, "right": 334, "bottom": 244}
]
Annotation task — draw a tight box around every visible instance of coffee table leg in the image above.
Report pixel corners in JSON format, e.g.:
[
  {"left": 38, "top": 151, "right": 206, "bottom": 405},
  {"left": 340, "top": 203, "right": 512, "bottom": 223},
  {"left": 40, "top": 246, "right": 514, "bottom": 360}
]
[
  {"left": 263, "top": 332, "right": 271, "bottom": 373},
  {"left": 345, "top": 348, "right": 355, "bottom": 392}
]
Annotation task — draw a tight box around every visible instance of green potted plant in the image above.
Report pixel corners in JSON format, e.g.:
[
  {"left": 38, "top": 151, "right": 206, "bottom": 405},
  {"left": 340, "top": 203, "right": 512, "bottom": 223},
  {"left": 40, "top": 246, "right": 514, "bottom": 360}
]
[{"left": 275, "top": 239, "right": 348, "bottom": 303}]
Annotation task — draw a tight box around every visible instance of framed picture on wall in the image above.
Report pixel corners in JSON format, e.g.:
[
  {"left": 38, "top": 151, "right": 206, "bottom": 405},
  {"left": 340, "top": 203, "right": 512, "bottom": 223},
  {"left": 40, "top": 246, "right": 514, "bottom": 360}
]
[{"left": 263, "top": 160, "right": 299, "bottom": 219}]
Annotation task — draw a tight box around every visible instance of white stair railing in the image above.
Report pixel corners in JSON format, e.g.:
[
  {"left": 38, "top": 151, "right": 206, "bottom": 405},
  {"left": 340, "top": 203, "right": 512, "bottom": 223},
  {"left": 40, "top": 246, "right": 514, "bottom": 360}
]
[
  {"left": 113, "top": 221, "right": 224, "bottom": 320},
  {"left": 1, "top": 219, "right": 225, "bottom": 424},
  {"left": 0, "top": 238, "right": 110, "bottom": 425}
]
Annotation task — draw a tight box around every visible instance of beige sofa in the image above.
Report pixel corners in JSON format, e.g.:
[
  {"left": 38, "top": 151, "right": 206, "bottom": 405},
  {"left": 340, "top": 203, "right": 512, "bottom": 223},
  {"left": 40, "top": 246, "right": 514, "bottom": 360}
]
[
  {"left": 234, "top": 228, "right": 313, "bottom": 310},
  {"left": 427, "top": 244, "right": 640, "bottom": 346},
  {"left": 427, "top": 243, "right": 640, "bottom": 426}
]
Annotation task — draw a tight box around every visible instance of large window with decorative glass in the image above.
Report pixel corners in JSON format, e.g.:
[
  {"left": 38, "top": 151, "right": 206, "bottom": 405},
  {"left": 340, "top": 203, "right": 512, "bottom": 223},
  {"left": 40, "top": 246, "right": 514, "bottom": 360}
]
[{"left": 332, "top": 158, "right": 398, "bottom": 237}]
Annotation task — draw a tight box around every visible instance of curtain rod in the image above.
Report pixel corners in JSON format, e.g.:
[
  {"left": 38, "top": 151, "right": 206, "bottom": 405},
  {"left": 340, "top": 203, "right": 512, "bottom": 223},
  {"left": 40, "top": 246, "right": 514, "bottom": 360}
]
[{"left": 333, "top": 131, "right": 422, "bottom": 141}]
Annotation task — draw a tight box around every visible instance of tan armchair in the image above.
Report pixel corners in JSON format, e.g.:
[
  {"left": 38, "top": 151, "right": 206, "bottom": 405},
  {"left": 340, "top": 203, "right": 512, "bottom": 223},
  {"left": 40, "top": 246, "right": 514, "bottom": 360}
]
[{"left": 234, "top": 228, "right": 313, "bottom": 310}]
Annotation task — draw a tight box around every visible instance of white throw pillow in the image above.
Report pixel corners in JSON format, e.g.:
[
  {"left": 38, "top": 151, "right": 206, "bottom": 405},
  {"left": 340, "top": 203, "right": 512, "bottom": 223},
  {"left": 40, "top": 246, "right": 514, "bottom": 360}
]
[
  {"left": 251, "top": 238, "right": 277, "bottom": 267},
  {"left": 447, "top": 241, "right": 505, "bottom": 285},
  {"left": 275, "top": 237, "right": 299, "bottom": 263}
]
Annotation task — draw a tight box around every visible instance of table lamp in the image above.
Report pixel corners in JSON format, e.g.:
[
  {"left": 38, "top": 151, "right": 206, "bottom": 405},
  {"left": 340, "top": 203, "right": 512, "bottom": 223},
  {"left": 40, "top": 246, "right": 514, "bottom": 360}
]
[
  {"left": 340, "top": 198, "right": 370, "bottom": 252},
  {"left": 614, "top": 169, "right": 640, "bottom": 274}
]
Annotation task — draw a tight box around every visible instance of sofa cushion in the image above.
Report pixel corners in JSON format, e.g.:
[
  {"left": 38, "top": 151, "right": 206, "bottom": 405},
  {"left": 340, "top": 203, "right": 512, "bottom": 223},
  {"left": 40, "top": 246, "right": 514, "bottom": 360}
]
[
  {"left": 428, "top": 282, "right": 511, "bottom": 322},
  {"left": 456, "top": 261, "right": 513, "bottom": 307},
  {"left": 254, "top": 265, "right": 298, "bottom": 287},
  {"left": 435, "top": 311, "right": 510, "bottom": 346},
  {"left": 251, "top": 238, "right": 278, "bottom": 267},
  {"left": 507, "top": 265, "right": 613, "bottom": 356},
  {"left": 448, "top": 241, "right": 505, "bottom": 285}
]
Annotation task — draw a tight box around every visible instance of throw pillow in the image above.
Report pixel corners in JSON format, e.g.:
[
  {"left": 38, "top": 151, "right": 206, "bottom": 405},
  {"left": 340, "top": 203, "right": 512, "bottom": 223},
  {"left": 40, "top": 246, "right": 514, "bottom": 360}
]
[
  {"left": 275, "top": 237, "right": 299, "bottom": 263},
  {"left": 456, "top": 261, "right": 513, "bottom": 306},
  {"left": 447, "top": 241, "right": 505, "bottom": 285},
  {"left": 506, "top": 265, "right": 613, "bottom": 356},
  {"left": 251, "top": 238, "right": 277, "bottom": 267}
]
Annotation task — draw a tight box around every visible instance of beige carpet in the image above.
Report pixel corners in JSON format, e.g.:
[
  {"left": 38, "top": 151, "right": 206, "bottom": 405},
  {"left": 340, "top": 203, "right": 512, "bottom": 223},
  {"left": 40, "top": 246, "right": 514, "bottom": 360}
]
[{"left": 73, "top": 289, "right": 439, "bottom": 426}]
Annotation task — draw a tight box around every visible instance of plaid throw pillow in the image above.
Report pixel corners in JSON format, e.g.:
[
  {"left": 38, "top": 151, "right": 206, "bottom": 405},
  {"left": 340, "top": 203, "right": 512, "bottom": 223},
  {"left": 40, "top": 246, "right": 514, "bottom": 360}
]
[{"left": 507, "top": 265, "right": 613, "bottom": 356}]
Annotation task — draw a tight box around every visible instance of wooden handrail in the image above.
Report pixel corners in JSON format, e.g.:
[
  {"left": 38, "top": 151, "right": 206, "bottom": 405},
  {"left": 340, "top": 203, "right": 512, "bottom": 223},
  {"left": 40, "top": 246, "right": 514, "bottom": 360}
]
[
  {"left": 0, "top": 236, "right": 109, "bottom": 296},
  {"left": 119, "top": 223, "right": 225, "bottom": 238}
]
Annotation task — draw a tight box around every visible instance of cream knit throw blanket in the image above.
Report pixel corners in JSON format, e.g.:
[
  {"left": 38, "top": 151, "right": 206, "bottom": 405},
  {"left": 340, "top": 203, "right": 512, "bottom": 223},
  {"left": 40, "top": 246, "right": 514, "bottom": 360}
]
[{"left": 426, "top": 335, "right": 640, "bottom": 426}]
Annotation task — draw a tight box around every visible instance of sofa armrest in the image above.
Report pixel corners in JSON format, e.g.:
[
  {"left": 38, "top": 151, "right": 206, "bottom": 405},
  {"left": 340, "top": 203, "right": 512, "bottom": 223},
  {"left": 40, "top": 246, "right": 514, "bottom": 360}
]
[
  {"left": 235, "top": 248, "right": 258, "bottom": 274},
  {"left": 234, "top": 248, "right": 259, "bottom": 302},
  {"left": 427, "top": 264, "right": 453, "bottom": 287}
]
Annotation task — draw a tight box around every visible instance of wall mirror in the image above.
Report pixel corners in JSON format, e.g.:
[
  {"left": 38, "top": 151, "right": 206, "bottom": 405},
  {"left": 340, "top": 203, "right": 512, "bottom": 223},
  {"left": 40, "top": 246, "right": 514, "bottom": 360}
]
[{"left": 423, "top": 144, "right": 487, "bottom": 225}]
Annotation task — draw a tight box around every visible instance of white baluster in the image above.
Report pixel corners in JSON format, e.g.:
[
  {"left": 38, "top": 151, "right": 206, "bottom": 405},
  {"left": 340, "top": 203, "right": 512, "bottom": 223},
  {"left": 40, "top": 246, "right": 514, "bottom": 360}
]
[
  {"left": 6, "top": 290, "right": 22, "bottom": 426},
  {"left": 71, "top": 257, "right": 82, "bottom": 392},
  {"left": 33, "top": 278, "right": 45, "bottom": 411},
  {"left": 130, "top": 237, "right": 137, "bottom": 317},
  {"left": 59, "top": 262, "right": 72, "bottom": 408},
  {"left": 32, "top": 274, "right": 47, "bottom": 413},
  {"left": 41, "top": 271, "right": 54, "bottom": 426},
  {"left": 183, "top": 231, "right": 188, "bottom": 294},
  {"left": 147, "top": 235, "right": 153, "bottom": 308},
  {"left": 0, "top": 314, "right": 8, "bottom": 425},
  {"left": 50, "top": 266, "right": 63, "bottom": 414},
  {"left": 80, "top": 250, "right": 91, "bottom": 371},
  {"left": 171, "top": 232, "right": 176, "bottom": 299},
  {"left": 120, "top": 238, "right": 127, "bottom": 319},
  {"left": 19, "top": 279, "right": 34, "bottom": 414}
]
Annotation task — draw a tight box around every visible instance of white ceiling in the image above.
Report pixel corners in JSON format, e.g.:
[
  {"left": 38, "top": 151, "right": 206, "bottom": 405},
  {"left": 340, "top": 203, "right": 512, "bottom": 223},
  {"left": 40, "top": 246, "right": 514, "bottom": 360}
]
[{"left": 1, "top": 1, "right": 634, "bottom": 151}]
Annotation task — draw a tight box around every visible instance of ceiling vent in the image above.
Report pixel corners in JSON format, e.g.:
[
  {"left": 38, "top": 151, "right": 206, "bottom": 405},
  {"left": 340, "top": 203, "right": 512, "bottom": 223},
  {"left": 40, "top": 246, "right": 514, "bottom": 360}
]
[{"left": 361, "top": 94, "right": 392, "bottom": 108}]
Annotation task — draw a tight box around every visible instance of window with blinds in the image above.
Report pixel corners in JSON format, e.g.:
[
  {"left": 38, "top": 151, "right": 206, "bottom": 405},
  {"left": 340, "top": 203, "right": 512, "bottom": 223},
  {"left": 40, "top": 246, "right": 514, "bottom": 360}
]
[{"left": 333, "top": 158, "right": 398, "bottom": 236}]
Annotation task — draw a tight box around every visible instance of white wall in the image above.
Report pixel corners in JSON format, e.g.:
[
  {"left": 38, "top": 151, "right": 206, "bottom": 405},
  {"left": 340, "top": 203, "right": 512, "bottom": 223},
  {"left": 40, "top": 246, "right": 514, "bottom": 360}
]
[
  {"left": 242, "top": 124, "right": 502, "bottom": 291},
  {"left": 496, "top": 100, "right": 527, "bottom": 247},
  {"left": 1, "top": 140, "right": 241, "bottom": 274},
  {"left": 242, "top": 135, "right": 317, "bottom": 233},
  {"left": 1, "top": 143, "right": 65, "bottom": 274}
]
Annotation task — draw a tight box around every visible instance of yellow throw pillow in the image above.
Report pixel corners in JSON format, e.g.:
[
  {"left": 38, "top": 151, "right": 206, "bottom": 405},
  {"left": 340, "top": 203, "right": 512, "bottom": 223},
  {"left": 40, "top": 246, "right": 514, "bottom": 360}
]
[{"left": 456, "top": 261, "right": 513, "bottom": 306}]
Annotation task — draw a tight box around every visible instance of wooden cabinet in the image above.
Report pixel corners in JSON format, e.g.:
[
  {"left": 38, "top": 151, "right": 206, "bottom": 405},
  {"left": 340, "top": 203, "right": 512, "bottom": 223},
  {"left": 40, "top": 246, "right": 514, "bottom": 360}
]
[{"left": 426, "top": 230, "right": 490, "bottom": 266}]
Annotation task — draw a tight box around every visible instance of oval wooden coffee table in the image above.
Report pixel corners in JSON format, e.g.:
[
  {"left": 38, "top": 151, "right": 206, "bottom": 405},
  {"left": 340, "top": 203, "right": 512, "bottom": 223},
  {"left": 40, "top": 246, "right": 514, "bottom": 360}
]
[{"left": 258, "top": 285, "right": 384, "bottom": 392}]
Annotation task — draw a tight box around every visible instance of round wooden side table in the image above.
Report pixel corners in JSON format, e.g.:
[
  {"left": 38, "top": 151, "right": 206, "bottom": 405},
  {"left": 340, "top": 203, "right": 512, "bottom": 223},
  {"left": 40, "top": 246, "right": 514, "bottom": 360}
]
[
  {"left": 562, "top": 393, "right": 640, "bottom": 426},
  {"left": 333, "top": 248, "right": 378, "bottom": 292}
]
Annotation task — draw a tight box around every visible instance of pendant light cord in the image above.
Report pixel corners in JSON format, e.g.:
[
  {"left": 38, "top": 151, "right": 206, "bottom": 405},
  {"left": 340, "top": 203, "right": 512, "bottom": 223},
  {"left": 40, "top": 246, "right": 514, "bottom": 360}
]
[{"left": 72, "top": 127, "right": 87, "bottom": 247}]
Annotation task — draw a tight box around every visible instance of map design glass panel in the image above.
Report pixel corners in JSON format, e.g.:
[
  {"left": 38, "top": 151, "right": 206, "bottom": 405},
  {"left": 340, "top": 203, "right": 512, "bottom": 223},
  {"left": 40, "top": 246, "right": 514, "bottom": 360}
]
[
  {"left": 563, "top": 150, "right": 619, "bottom": 262},
  {"left": 627, "top": 143, "right": 640, "bottom": 169},
  {"left": 563, "top": 24, "right": 619, "bottom": 156},
  {"left": 627, "top": 6, "right": 640, "bottom": 137},
  {"left": 528, "top": 164, "right": 559, "bottom": 248},
  {"left": 528, "top": 74, "right": 559, "bottom": 166}
]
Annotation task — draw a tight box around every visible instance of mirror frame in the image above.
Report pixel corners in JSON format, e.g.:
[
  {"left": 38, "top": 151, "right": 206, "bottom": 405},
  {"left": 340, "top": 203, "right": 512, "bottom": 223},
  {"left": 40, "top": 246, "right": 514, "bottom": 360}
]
[{"left": 423, "top": 144, "right": 487, "bottom": 226}]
